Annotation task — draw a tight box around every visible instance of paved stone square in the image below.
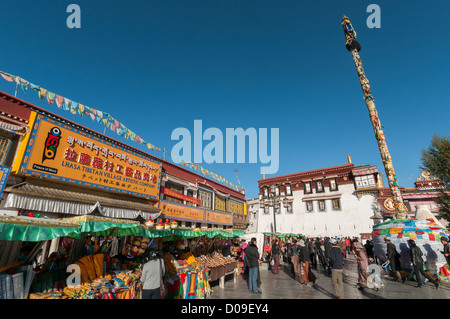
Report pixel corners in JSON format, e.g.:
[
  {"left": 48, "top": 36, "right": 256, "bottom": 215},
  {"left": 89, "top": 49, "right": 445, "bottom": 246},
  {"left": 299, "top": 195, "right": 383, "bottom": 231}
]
[{"left": 208, "top": 255, "right": 450, "bottom": 299}]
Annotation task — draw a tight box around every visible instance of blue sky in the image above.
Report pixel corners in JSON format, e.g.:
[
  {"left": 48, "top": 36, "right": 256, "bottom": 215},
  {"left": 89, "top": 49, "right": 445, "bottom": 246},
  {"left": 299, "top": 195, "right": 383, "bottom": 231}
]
[{"left": 0, "top": 0, "right": 449, "bottom": 199}]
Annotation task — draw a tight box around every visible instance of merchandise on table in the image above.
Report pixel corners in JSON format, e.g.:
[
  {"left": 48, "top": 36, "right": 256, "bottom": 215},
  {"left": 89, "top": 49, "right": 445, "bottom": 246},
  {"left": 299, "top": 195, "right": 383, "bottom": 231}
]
[
  {"left": 162, "top": 248, "right": 213, "bottom": 299},
  {"left": 36, "top": 269, "right": 142, "bottom": 299}
]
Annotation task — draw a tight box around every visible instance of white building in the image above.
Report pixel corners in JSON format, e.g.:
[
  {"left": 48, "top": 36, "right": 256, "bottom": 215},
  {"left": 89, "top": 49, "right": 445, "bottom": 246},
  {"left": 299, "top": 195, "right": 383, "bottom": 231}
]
[{"left": 253, "top": 157, "right": 385, "bottom": 239}]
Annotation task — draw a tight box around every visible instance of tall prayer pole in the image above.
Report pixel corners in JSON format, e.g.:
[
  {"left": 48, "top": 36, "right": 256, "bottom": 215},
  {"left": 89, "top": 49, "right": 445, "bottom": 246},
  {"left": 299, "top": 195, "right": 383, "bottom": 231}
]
[{"left": 341, "top": 15, "right": 408, "bottom": 220}]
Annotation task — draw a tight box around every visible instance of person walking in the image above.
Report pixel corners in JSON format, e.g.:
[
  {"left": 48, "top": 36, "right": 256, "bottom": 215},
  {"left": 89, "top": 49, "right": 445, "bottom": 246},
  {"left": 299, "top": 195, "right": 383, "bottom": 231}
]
[
  {"left": 364, "top": 240, "right": 375, "bottom": 262},
  {"left": 345, "top": 237, "right": 351, "bottom": 256},
  {"left": 353, "top": 239, "right": 370, "bottom": 289},
  {"left": 440, "top": 236, "right": 450, "bottom": 266},
  {"left": 271, "top": 238, "right": 281, "bottom": 275},
  {"left": 329, "top": 238, "right": 345, "bottom": 299},
  {"left": 140, "top": 245, "right": 165, "bottom": 299},
  {"left": 384, "top": 237, "right": 402, "bottom": 282},
  {"left": 314, "top": 238, "right": 322, "bottom": 270},
  {"left": 290, "top": 239, "right": 301, "bottom": 281},
  {"left": 240, "top": 239, "right": 248, "bottom": 275},
  {"left": 299, "top": 239, "right": 316, "bottom": 285},
  {"left": 309, "top": 238, "right": 318, "bottom": 270},
  {"left": 324, "top": 237, "right": 332, "bottom": 276},
  {"left": 338, "top": 238, "right": 347, "bottom": 259},
  {"left": 244, "top": 237, "right": 261, "bottom": 294},
  {"left": 408, "top": 239, "right": 439, "bottom": 289}
]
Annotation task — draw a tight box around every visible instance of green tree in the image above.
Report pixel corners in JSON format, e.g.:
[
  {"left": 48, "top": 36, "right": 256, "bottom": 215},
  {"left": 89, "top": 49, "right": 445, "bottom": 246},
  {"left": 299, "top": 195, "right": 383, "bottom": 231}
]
[{"left": 420, "top": 134, "right": 450, "bottom": 223}]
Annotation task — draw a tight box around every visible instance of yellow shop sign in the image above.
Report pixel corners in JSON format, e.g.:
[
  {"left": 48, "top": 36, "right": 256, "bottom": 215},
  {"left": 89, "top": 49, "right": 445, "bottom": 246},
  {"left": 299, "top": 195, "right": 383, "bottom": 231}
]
[{"left": 16, "top": 114, "right": 161, "bottom": 200}]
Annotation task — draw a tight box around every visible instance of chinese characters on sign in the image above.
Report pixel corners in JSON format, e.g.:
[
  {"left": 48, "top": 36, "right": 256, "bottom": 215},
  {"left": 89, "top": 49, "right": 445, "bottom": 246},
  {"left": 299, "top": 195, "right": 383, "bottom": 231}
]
[
  {"left": 158, "top": 200, "right": 233, "bottom": 226},
  {"left": 19, "top": 115, "right": 161, "bottom": 200}
]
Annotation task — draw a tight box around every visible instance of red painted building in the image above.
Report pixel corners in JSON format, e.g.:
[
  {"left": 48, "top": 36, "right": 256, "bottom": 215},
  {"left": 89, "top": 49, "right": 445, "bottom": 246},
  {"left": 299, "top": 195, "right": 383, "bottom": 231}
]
[{"left": 159, "top": 159, "right": 247, "bottom": 229}]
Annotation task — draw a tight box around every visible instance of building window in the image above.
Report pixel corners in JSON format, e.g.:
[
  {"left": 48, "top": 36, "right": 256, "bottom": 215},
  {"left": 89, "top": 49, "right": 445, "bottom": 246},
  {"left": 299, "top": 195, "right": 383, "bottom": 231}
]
[
  {"left": 306, "top": 201, "right": 313, "bottom": 212},
  {"left": 186, "top": 190, "right": 194, "bottom": 206},
  {"left": 316, "top": 180, "right": 324, "bottom": 193},
  {"left": 304, "top": 182, "right": 312, "bottom": 194},
  {"left": 264, "top": 206, "right": 269, "bottom": 215},
  {"left": 270, "top": 184, "right": 276, "bottom": 194},
  {"left": 285, "top": 184, "right": 292, "bottom": 196},
  {"left": 198, "top": 189, "right": 212, "bottom": 209},
  {"left": 274, "top": 186, "right": 280, "bottom": 197},
  {"left": 318, "top": 200, "right": 326, "bottom": 212},
  {"left": 355, "top": 175, "right": 376, "bottom": 189},
  {"left": 286, "top": 202, "right": 293, "bottom": 214},
  {"left": 329, "top": 178, "right": 338, "bottom": 191},
  {"left": 228, "top": 199, "right": 244, "bottom": 215},
  {"left": 332, "top": 199, "right": 341, "bottom": 210},
  {"left": 215, "top": 195, "right": 226, "bottom": 212},
  {"left": 0, "top": 136, "right": 12, "bottom": 165},
  {"left": 263, "top": 187, "right": 269, "bottom": 198}
]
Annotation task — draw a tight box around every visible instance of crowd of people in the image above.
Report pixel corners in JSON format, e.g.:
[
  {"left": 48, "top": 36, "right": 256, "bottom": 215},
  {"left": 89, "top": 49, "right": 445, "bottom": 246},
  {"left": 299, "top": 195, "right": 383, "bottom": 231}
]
[
  {"left": 232, "top": 234, "right": 450, "bottom": 299},
  {"left": 137, "top": 234, "right": 450, "bottom": 299}
]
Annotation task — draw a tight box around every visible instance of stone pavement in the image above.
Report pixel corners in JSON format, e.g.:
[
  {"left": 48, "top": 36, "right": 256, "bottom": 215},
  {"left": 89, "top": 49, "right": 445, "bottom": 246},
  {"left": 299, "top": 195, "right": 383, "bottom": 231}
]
[{"left": 207, "top": 254, "right": 450, "bottom": 299}]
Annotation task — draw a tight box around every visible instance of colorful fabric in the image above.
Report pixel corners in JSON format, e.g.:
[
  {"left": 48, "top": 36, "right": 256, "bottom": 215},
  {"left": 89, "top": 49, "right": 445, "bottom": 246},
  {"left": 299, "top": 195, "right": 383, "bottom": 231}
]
[
  {"left": 196, "top": 270, "right": 206, "bottom": 299},
  {"left": 185, "top": 272, "right": 198, "bottom": 299}
]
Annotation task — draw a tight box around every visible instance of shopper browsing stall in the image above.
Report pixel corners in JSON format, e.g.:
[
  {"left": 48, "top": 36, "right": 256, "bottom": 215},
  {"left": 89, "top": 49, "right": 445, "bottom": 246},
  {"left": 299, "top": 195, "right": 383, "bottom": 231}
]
[{"left": 140, "top": 245, "right": 165, "bottom": 299}]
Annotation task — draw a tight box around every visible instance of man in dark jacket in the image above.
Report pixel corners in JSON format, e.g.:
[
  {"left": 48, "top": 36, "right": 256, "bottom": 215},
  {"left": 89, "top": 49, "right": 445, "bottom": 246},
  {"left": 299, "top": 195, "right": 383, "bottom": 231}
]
[
  {"left": 324, "top": 237, "right": 332, "bottom": 276},
  {"left": 329, "top": 238, "right": 344, "bottom": 299},
  {"left": 440, "top": 236, "right": 450, "bottom": 266},
  {"left": 308, "top": 238, "right": 318, "bottom": 270},
  {"left": 409, "top": 239, "right": 439, "bottom": 289},
  {"left": 300, "top": 239, "right": 316, "bottom": 284},
  {"left": 244, "top": 238, "right": 261, "bottom": 293},
  {"left": 384, "top": 237, "right": 402, "bottom": 281}
]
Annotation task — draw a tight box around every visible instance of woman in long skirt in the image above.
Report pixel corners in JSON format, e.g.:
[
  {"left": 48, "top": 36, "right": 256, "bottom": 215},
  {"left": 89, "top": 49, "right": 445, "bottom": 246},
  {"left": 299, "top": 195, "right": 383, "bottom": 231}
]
[{"left": 353, "top": 240, "right": 369, "bottom": 288}]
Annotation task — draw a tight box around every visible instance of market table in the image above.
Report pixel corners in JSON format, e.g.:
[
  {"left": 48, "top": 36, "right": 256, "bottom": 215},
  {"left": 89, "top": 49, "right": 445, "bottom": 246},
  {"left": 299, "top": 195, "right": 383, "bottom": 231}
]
[{"left": 207, "top": 261, "right": 237, "bottom": 288}]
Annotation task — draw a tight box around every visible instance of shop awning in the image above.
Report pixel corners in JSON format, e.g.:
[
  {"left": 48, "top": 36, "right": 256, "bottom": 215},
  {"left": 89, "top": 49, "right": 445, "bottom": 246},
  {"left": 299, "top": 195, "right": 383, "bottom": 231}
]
[
  {"left": 139, "top": 226, "right": 173, "bottom": 238},
  {"left": 60, "top": 215, "right": 142, "bottom": 237},
  {"left": 204, "top": 228, "right": 235, "bottom": 239},
  {"left": 3, "top": 180, "right": 161, "bottom": 220},
  {"left": 0, "top": 215, "right": 81, "bottom": 241}
]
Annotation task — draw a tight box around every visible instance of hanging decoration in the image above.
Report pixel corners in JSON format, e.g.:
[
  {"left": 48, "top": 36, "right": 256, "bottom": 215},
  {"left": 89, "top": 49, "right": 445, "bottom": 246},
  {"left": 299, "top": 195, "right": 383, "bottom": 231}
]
[{"left": 0, "top": 70, "right": 245, "bottom": 193}]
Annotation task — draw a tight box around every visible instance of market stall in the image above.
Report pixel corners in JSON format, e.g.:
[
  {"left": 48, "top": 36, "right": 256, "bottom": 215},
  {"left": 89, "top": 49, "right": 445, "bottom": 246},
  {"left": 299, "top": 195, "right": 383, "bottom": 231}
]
[
  {"left": 1, "top": 212, "right": 245, "bottom": 299},
  {"left": 154, "top": 227, "right": 241, "bottom": 299},
  {"left": 0, "top": 215, "right": 81, "bottom": 299},
  {"left": 42, "top": 214, "right": 150, "bottom": 299}
]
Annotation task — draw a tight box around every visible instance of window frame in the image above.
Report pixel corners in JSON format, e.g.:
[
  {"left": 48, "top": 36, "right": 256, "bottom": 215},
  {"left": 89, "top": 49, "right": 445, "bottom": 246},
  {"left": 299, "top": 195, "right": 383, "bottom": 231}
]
[
  {"left": 318, "top": 200, "right": 326, "bottom": 212},
  {"left": 316, "top": 180, "right": 324, "bottom": 193},
  {"left": 329, "top": 178, "right": 338, "bottom": 191},
  {"left": 285, "top": 184, "right": 292, "bottom": 196},
  {"left": 306, "top": 201, "right": 314, "bottom": 212},
  {"left": 332, "top": 198, "right": 341, "bottom": 211},
  {"left": 286, "top": 201, "right": 293, "bottom": 214},
  {"left": 304, "top": 182, "right": 312, "bottom": 194}
]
